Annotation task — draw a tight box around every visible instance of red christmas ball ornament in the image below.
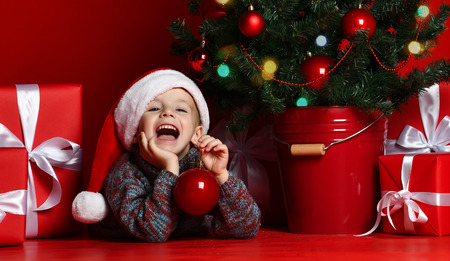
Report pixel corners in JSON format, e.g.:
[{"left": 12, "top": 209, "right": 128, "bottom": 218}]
[
  {"left": 300, "top": 54, "right": 336, "bottom": 90},
  {"left": 239, "top": 5, "right": 265, "bottom": 37},
  {"left": 188, "top": 46, "right": 211, "bottom": 72},
  {"left": 174, "top": 168, "right": 220, "bottom": 216},
  {"left": 341, "top": 8, "right": 376, "bottom": 40},
  {"left": 200, "top": 0, "right": 227, "bottom": 20}
]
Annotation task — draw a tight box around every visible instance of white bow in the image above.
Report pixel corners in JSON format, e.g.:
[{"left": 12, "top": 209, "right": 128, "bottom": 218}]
[
  {"left": 385, "top": 83, "right": 450, "bottom": 154},
  {"left": 210, "top": 120, "right": 276, "bottom": 212}
]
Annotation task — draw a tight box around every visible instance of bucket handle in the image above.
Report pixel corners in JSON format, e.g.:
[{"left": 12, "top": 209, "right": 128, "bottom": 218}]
[{"left": 269, "top": 113, "right": 385, "bottom": 156}]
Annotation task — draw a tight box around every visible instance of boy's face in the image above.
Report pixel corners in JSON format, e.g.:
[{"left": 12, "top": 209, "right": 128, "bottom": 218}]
[{"left": 137, "top": 88, "right": 203, "bottom": 159}]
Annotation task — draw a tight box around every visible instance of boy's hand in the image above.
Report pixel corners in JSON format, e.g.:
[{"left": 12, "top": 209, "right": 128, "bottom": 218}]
[
  {"left": 197, "top": 135, "right": 229, "bottom": 185},
  {"left": 137, "top": 132, "right": 180, "bottom": 175}
]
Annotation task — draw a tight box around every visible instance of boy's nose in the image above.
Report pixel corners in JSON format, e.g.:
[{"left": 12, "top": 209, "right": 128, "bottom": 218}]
[{"left": 161, "top": 110, "right": 175, "bottom": 118}]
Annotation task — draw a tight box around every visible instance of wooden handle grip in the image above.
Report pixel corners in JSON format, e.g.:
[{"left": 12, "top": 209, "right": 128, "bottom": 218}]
[{"left": 290, "top": 144, "right": 325, "bottom": 156}]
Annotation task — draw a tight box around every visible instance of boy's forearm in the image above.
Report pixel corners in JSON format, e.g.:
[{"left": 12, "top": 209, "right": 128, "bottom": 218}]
[
  {"left": 213, "top": 176, "right": 261, "bottom": 238},
  {"left": 106, "top": 168, "right": 180, "bottom": 242}
]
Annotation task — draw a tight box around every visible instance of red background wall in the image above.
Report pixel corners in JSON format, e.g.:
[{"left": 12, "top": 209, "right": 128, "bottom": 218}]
[
  {"left": 0, "top": 0, "right": 201, "bottom": 185},
  {"left": 0, "top": 0, "right": 448, "bottom": 186}
]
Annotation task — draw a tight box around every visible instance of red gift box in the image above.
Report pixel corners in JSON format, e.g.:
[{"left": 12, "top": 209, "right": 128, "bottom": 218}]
[
  {"left": 0, "top": 148, "right": 28, "bottom": 246},
  {"left": 387, "top": 82, "right": 450, "bottom": 146},
  {"left": 0, "top": 84, "right": 83, "bottom": 239},
  {"left": 378, "top": 153, "right": 450, "bottom": 235}
]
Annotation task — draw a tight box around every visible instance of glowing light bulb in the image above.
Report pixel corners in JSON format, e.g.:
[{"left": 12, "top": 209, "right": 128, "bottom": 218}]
[
  {"left": 408, "top": 41, "right": 422, "bottom": 54},
  {"left": 198, "top": 182, "right": 205, "bottom": 189},
  {"left": 417, "top": 5, "right": 430, "bottom": 18},
  {"left": 358, "top": 19, "right": 365, "bottom": 25},
  {"left": 315, "top": 35, "right": 328, "bottom": 47},
  {"left": 263, "top": 59, "right": 278, "bottom": 74},
  {"left": 217, "top": 64, "right": 230, "bottom": 77},
  {"left": 296, "top": 97, "right": 308, "bottom": 107}
]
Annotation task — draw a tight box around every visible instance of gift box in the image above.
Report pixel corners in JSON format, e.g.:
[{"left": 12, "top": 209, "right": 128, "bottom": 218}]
[
  {"left": 210, "top": 119, "right": 287, "bottom": 225},
  {"left": 0, "top": 148, "right": 28, "bottom": 246},
  {"left": 387, "top": 82, "right": 450, "bottom": 146},
  {"left": 0, "top": 84, "right": 83, "bottom": 239},
  {"left": 378, "top": 153, "right": 450, "bottom": 235}
]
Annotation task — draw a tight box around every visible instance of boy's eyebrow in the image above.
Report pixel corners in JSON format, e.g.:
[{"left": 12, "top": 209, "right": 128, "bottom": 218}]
[
  {"left": 175, "top": 99, "right": 191, "bottom": 104},
  {"left": 174, "top": 98, "right": 196, "bottom": 107},
  {"left": 150, "top": 98, "right": 196, "bottom": 109}
]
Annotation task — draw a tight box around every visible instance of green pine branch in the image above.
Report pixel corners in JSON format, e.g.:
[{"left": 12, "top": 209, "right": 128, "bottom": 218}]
[
  {"left": 168, "top": 19, "right": 199, "bottom": 56},
  {"left": 187, "top": 0, "right": 201, "bottom": 15},
  {"left": 169, "top": 0, "right": 450, "bottom": 132}
]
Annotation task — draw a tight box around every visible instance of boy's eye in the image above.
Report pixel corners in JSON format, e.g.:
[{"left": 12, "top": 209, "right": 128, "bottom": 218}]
[
  {"left": 176, "top": 108, "right": 187, "bottom": 113},
  {"left": 148, "top": 107, "right": 159, "bottom": 111}
]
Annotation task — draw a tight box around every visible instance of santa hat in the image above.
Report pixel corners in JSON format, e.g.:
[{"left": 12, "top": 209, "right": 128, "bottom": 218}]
[{"left": 72, "top": 68, "right": 210, "bottom": 224}]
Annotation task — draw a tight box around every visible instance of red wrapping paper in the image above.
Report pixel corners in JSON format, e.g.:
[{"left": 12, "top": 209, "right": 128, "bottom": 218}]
[
  {"left": 0, "top": 149, "right": 28, "bottom": 246},
  {"left": 0, "top": 84, "right": 83, "bottom": 238},
  {"left": 378, "top": 153, "right": 450, "bottom": 235}
]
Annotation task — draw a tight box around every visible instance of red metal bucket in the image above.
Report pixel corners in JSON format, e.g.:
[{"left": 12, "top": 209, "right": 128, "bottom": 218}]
[{"left": 273, "top": 106, "right": 386, "bottom": 234}]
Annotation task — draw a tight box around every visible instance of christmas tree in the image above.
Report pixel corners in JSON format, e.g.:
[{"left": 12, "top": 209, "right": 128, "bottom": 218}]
[{"left": 169, "top": 0, "right": 450, "bottom": 132}]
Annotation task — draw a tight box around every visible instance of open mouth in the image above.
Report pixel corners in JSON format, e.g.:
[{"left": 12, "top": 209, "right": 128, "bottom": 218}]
[{"left": 156, "top": 124, "right": 180, "bottom": 140}]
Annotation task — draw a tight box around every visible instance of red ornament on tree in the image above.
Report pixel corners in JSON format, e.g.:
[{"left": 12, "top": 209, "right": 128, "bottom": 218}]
[
  {"left": 300, "top": 54, "right": 336, "bottom": 90},
  {"left": 239, "top": 5, "right": 265, "bottom": 37},
  {"left": 174, "top": 167, "right": 220, "bottom": 216},
  {"left": 200, "top": 0, "right": 227, "bottom": 20},
  {"left": 341, "top": 8, "right": 376, "bottom": 40},
  {"left": 188, "top": 46, "right": 211, "bottom": 72},
  {"left": 188, "top": 44, "right": 211, "bottom": 82}
]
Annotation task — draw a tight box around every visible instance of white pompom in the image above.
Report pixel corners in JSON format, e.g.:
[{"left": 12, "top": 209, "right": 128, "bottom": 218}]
[{"left": 72, "top": 191, "right": 109, "bottom": 224}]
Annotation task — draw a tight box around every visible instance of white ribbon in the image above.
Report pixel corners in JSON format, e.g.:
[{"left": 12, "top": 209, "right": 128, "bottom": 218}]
[
  {"left": 385, "top": 83, "right": 450, "bottom": 154},
  {"left": 210, "top": 120, "right": 276, "bottom": 211},
  {"left": 0, "top": 84, "right": 83, "bottom": 238},
  {"left": 0, "top": 190, "right": 27, "bottom": 223},
  {"left": 359, "top": 83, "right": 450, "bottom": 236}
]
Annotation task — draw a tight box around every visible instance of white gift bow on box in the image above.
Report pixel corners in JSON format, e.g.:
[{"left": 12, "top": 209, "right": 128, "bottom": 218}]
[
  {"left": 385, "top": 83, "right": 450, "bottom": 155},
  {"left": 210, "top": 120, "right": 276, "bottom": 212},
  {"left": 358, "top": 83, "right": 450, "bottom": 236},
  {"left": 0, "top": 84, "right": 83, "bottom": 238},
  {"left": 0, "top": 190, "right": 27, "bottom": 223}
]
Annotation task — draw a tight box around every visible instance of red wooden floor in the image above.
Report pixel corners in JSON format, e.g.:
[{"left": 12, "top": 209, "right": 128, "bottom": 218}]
[{"left": 2, "top": 226, "right": 450, "bottom": 260}]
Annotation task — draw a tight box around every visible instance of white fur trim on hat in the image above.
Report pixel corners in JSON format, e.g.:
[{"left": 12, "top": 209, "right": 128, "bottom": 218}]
[
  {"left": 72, "top": 191, "right": 109, "bottom": 224},
  {"left": 115, "top": 69, "right": 210, "bottom": 151}
]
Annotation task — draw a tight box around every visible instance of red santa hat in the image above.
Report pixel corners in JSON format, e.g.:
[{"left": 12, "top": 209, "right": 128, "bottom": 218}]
[{"left": 72, "top": 68, "right": 210, "bottom": 224}]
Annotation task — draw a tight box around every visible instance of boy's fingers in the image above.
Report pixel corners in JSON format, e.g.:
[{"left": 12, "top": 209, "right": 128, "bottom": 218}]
[
  {"left": 197, "top": 135, "right": 209, "bottom": 143},
  {"left": 198, "top": 136, "right": 215, "bottom": 148},
  {"left": 205, "top": 140, "right": 222, "bottom": 151}
]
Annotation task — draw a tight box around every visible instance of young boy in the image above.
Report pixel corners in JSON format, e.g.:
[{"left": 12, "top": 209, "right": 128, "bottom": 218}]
[{"left": 72, "top": 69, "right": 261, "bottom": 242}]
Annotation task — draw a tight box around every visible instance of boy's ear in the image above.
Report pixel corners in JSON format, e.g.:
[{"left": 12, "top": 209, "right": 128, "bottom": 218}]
[{"left": 191, "top": 126, "right": 203, "bottom": 146}]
